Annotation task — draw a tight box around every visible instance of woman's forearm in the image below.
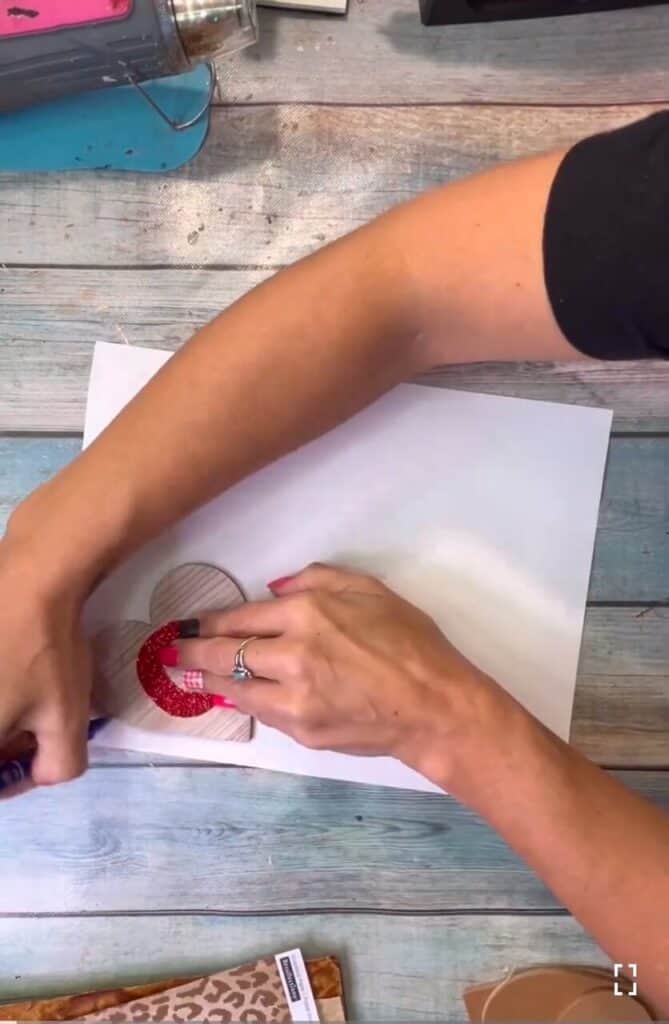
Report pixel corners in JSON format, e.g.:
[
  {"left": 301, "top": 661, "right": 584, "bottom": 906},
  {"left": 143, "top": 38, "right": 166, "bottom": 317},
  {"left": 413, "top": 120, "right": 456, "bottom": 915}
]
[
  {"left": 9, "top": 216, "right": 422, "bottom": 594},
  {"left": 418, "top": 695, "right": 669, "bottom": 1012},
  {"left": 9, "top": 149, "right": 577, "bottom": 597}
]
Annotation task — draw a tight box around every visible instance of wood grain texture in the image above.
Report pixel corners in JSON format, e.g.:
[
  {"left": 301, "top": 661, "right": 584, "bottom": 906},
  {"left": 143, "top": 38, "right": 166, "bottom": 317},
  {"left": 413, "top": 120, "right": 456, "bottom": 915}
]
[
  {"left": 590, "top": 438, "right": 669, "bottom": 605},
  {"left": 0, "top": 914, "right": 611, "bottom": 1021},
  {"left": 2, "top": 271, "right": 668, "bottom": 432},
  {"left": 0, "top": 438, "right": 79, "bottom": 529},
  {"left": 0, "top": 104, "right": 660, "bottom": 268},
  {"left": 2, "top": 437, "right": 667, "bottom": 602},
  {"left": 0, "top": 767, "right": 666, "bottom": 914},
  {"left": 573, "top": 607, "right": 669, "bottom": 767},
  {"left": 92, "top": 566, "right": 252, "bottom": 742},
  {"left": 219, "top": 2, "right": 669, "bottom": 104}
]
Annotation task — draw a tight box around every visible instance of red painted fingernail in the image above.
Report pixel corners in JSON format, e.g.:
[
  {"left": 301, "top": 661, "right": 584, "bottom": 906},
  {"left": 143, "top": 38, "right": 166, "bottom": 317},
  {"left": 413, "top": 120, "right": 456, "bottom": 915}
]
[
  {"left": 212, "top": 694, "right": 237, "bottom": 710},
  {"left": 158, "top": 645, "right": 180, "bottom": 667},
  {"left": 268, "top": 575, "right": 294, "bottom": 592}
]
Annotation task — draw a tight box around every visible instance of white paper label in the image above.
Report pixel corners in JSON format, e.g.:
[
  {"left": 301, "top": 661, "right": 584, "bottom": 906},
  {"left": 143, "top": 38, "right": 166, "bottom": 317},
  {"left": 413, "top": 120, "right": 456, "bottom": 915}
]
[{"left": 275, "top": 948, "right": 320, "bottom": 1022}]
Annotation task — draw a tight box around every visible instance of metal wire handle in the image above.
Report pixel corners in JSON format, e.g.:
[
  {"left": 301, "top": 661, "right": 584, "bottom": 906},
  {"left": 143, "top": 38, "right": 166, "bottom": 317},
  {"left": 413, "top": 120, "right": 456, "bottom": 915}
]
[
  {"left": 72, "top": 37, "right": 217, "bottom": 133},
  {"left": 129, "top": 60, "right": 217, "bottom": 131}
]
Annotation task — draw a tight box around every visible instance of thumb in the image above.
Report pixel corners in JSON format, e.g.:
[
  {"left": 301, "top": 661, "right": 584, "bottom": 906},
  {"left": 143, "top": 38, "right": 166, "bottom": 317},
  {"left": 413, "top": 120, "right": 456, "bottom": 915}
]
[
  {"left": 269, "top": 562, "right": 385, "bottom": 596},
  {"left": 31, "top": 720, "right": 88, "bottom": 787}
]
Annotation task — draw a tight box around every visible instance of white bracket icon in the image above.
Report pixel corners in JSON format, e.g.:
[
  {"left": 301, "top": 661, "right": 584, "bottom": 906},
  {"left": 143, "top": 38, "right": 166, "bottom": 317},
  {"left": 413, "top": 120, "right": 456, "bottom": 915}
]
[{"left": 614, "top": 963, "right": 638, "bottom": 997}]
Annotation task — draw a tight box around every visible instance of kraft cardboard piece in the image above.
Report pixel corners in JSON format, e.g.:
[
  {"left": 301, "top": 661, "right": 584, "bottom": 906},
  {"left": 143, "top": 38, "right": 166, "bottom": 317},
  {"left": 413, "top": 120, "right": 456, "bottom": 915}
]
[
  {"left": 482, "top": 967, "right": 626, "bottom": 1021},
  {"left": 82, "top": 954, "right": 342, "bottom": 1022},
  {"left": 556, "top": 988, "right": 653, "bottom": 1022},
  {"left": 464, "top": 966, "right": 650, "bottom": 1024},
  {"left": 464, "top": 979, "right": 495, "bottom": 1023},
  {"left": 0, "top": 955, "right": 344, "bottom": 1023},
  {"left": 81, "top": 959, "right": 298, "bottom": 1022},
  {"left": 0, "top": 979, "right": 191, "bottom": 1022}
]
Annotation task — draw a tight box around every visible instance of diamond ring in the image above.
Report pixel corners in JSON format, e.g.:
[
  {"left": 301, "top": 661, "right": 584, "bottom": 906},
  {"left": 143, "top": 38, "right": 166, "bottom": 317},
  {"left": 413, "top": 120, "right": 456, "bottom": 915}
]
[{"left": 232, "top": 636, "right": 259, "bottom": 680}]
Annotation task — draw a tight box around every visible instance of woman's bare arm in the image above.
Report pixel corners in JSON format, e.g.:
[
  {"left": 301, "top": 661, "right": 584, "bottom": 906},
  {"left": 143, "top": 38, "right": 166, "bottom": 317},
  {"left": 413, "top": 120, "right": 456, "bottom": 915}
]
[
  {"left": 9, "top": 150, "right": 576, "bottom": 594},
  {"left": 3, "top": 147, "right": 579, "bottom": 783},
  {"left": 432, "top": 699, "right": 669, "bottom": 1013}
]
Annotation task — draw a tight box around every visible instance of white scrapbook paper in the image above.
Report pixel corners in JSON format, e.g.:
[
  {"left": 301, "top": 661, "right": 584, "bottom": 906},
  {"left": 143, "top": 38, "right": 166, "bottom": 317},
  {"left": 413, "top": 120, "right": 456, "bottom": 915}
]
[{"left": 85, "top": 342, "right": 612, "bottom": 792}]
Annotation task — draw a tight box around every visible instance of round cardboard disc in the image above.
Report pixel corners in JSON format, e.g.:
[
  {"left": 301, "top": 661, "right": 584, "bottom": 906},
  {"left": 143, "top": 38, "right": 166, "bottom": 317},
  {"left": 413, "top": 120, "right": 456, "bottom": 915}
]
[
  {"left": 482, "top": 968, "right": 622, "bottom": 1022},
  {"left": 556, "top": 987, "right": 652, "bottom": 1022}
]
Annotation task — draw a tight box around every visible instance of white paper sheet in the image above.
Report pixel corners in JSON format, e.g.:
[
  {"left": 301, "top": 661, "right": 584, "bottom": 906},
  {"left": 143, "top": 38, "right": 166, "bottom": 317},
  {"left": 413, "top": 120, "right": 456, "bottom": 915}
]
[{"left": 85, "top": 342, "right": 612, "bottom": 792}]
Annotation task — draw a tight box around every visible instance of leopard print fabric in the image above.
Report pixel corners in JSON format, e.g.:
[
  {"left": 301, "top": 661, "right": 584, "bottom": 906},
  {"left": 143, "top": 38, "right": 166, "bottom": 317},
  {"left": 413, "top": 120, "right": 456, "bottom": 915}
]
[{"left": 82, "top": 959, "right": 291, "bottom": 1023}]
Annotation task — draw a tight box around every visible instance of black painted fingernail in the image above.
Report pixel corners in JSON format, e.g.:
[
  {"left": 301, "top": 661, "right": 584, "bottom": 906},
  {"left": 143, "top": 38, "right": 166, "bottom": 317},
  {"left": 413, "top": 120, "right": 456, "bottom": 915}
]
[{"left": 178, "top": 618, "right": 201, "bottom": 639}]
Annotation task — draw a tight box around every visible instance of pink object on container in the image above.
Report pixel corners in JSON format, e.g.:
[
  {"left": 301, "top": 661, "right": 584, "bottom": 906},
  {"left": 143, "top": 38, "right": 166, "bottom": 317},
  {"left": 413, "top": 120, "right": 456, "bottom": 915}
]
[{"left": 0, "top": 0, "right": 132, "bottom": 37}]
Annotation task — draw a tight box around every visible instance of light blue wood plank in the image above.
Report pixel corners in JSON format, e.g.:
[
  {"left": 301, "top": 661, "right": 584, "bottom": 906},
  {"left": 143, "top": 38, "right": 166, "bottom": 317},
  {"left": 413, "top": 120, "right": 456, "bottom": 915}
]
[
  {"left": 2, "top": 269, "right": 668, "bottom": 432},
  {"left": 2, "top": 437, "right": 667, "bottom": 602},
  {"left": 592, "top": 437, "right": 669, "bottom": 603},
  {"left": 0, "top": 767, "right": 666, "bottom": 915},
  {"left": 0, "top": 438, "right": 80, "bottom": 531},
  {"left": 0, "top": 913, "right": 610, "bottom": 1020}
]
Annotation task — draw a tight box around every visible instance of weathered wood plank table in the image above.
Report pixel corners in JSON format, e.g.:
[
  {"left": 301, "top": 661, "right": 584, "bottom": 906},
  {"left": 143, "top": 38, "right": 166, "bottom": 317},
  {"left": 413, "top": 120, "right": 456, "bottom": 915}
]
[{"left": 0, "top": 2, "right": 667, "bottom": 1018}]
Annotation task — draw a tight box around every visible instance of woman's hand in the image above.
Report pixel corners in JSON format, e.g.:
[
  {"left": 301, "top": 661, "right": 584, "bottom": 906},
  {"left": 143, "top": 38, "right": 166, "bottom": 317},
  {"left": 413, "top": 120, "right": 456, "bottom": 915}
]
[
  {"left": 170, "top": 563, "right": 511, "bottom": 791},
  {"left": 0, "top": 532, "right": 92, "bottom": 794}
]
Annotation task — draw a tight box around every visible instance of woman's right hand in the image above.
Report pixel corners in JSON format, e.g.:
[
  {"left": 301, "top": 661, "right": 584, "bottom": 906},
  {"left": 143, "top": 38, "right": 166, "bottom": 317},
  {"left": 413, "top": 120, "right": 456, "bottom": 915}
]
[
  {"left": 0, "top": 529, "right": 92, "bottom": 795},
  {"left": 172, "top": 563, "right": 514, "bottom": 798}
]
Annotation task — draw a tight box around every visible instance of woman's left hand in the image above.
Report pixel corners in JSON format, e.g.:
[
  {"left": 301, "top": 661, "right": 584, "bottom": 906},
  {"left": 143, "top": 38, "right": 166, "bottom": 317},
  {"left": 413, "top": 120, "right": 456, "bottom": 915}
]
[{"left": 167, "top": 563, "right": 509, "bottom": 788}]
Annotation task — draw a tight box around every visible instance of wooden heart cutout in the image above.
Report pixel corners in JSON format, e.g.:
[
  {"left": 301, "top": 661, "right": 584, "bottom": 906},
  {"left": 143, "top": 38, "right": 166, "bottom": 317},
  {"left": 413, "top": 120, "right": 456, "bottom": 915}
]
[{"left": 92, "top": 564, "right": 252, "bottom": 742}]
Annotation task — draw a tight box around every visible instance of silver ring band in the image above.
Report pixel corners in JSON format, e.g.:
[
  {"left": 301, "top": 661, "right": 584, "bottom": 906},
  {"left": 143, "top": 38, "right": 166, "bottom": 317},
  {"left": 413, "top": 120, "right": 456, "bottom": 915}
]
[{"left": 232, "top": 636, "right": 259, "bottom": 680}]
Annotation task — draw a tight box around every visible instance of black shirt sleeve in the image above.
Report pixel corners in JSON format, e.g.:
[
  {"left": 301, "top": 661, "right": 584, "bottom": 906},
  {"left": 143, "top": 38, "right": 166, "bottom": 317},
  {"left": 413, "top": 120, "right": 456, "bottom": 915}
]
[{"left": 543, "top": 111, "right": 669, "bottom": 360}]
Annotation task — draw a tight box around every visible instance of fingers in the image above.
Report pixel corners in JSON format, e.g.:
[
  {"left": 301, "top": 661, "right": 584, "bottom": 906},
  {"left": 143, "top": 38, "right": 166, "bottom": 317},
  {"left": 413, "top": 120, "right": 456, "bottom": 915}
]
[
  {"left": 192, "top": 566, "right": 385, "bottom": 642},
  {"left": 0, "top": 729, "right": 34, "bottom": 800},
  {"left": 1, "top": 693, "right": 89, "bottom": 789},
  {"left": 197, "top": 600, "right": 289, "bottom": 639},
  {"left": 270, "top": 562, "right": 387, "bottom": 596},
  {"left": 0, "top": 776, "right": 36, "bottom": 802},
  {"left": 176, "top": 635, "right": 297, "bottom": 682},
  {"left": 202, "top": 675, "right": 291, "bottom": 720},
  {"left": 0, "top": 729, "right": 35, "bottom": 762},
  {"left": 202, "top": 674, "right": 323, "bottom": 747},
  {"left": 175, "top": 633, "right": 323, "bottom": 735}
]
